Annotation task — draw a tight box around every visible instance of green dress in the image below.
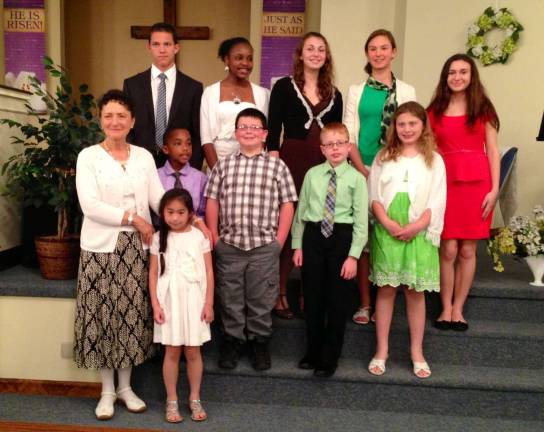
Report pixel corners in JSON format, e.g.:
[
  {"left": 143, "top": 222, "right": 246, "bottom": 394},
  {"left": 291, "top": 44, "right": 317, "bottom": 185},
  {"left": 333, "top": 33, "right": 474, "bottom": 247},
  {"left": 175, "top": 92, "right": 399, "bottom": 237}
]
[{"left": 370, "top": 190, "right": 440, "bottom": 293}]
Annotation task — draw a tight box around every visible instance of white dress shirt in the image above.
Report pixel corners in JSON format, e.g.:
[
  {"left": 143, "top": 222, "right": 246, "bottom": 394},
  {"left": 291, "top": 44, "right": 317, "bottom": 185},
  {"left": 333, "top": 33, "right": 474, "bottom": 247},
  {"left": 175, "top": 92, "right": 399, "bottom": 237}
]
[{"left": 151, "top": 64, "right": 177, "bottom": 123}]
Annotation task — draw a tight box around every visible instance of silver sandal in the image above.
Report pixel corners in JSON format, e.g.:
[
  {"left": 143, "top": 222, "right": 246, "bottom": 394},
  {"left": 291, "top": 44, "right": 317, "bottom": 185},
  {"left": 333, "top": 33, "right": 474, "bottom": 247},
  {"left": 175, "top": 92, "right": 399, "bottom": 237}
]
[
  {"left": 165, "top": 400, "right": 183, "bottom": 423},
  {"left": 189, "top": 399, "right": 207, "bottom": 421}
]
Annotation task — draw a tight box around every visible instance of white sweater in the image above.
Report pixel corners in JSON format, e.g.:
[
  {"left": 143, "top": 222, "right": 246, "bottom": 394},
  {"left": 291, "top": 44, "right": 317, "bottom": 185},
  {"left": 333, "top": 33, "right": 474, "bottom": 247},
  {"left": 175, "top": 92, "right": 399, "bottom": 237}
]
[
  {"left": 368, "top": 152, "right": 446, "bottom": 246},
  {"left": 76, "top": 144, "right": 164, "bottom": 252},
  {"left": 343, "top": 79, "right": 417, "bottom": 145}
]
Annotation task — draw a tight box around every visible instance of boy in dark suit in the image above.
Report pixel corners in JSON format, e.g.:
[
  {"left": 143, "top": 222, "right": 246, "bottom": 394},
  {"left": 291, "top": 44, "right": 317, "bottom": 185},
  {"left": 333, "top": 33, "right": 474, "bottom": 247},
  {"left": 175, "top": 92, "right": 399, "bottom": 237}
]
[{"left": 123, "top": 22, "right": 203, "bottom": 168}]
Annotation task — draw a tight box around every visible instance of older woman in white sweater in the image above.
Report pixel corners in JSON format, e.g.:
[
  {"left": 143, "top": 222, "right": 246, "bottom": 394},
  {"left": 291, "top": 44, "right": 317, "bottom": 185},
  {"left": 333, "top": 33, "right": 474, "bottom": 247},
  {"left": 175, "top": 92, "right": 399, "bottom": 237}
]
[{"left": 74, "top": 89, "right": 164, "bottom": 420}]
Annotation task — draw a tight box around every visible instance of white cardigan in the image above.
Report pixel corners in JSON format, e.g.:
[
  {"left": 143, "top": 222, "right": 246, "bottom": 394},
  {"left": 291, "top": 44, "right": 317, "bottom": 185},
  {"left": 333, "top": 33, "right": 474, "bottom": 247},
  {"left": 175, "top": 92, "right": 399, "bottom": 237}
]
[
  {"left": 343, "top": 79, "right": 417, "bottom": 145},
  {"left": 368, "top": 152, "right": 446, "bottom": 246},
  {"left": 200, "top": 81, "right": 270, "bottom": 145},
  {"left": 76, "top": 144, "right": 164, "bottom": 252}
]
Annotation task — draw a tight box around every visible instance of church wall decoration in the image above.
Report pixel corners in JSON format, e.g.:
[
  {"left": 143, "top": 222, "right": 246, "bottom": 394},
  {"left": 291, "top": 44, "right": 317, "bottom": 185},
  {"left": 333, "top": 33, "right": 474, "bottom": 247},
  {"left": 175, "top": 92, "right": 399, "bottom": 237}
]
[
  {"left": 466, "top": 6, "right": 523, "bottom": 66},
  {"left": 260, "top": 0, "right": 305, "bottom": 89},
  {"left": 3, "top": 0, "right": 46, "bottom": 91}
]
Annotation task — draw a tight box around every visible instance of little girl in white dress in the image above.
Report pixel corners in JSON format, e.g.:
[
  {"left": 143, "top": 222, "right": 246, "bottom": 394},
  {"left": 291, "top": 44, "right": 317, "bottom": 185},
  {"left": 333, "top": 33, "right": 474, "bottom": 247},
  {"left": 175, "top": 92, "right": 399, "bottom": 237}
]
[{"left": 149, "top": 188, "right": 214, "bottom": 423}]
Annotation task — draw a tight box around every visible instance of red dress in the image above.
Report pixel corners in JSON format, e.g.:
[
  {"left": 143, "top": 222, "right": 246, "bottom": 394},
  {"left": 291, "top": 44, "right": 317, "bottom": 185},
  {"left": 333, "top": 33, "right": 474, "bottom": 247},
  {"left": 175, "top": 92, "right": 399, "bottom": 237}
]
[{"left": 428, "top": 112, "right": 493, "bottom": 239}]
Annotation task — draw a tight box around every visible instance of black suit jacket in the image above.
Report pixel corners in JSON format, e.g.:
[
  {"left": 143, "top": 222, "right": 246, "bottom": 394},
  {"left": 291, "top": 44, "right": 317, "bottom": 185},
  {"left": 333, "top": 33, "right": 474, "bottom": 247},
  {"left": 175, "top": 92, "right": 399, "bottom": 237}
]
[{"left": 123, "top": 68, "right": 203, "bottom": 168}]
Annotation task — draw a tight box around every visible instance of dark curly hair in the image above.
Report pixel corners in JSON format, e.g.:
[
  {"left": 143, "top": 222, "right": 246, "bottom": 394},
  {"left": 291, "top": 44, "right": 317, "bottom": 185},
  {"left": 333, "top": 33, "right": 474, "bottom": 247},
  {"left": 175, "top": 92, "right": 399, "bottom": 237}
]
[
  {"left": 98, "top": 89, "right": 135, "bottom": 117},
  {"left": 218, "top": 37, "right": 252, "bottom": 60}
]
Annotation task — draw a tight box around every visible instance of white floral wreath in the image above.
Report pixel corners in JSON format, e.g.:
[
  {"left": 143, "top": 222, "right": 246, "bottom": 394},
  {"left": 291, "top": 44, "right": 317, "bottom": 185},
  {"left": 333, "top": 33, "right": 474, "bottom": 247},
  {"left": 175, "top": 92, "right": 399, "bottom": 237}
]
[{"left": 466, "top": 7, "right": 523, "bottom": 66}]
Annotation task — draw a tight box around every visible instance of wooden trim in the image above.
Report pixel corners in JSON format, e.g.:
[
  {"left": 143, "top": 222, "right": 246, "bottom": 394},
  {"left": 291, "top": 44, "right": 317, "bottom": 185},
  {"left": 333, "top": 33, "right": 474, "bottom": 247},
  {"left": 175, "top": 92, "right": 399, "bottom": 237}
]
[
  {"left": 0, "top": 378, "right": 100, "bottom": 398},
  {"left": 0, "top": 83, "right": 31, "bottom": 95},
  {"left": 0, "top": 421, "right": 166, "bottom": 432}
]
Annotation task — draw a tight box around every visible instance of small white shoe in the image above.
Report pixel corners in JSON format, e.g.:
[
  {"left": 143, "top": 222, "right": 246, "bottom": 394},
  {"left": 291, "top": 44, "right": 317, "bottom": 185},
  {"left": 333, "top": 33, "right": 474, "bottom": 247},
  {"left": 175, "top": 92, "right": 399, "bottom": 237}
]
[
  {"left": 352, "top": 307, "right": 371, "bottom": 325},
  {"left": 116, "top": 387, "right": 147, "bottom": 413},
  {"left": 413, "top": 361, "right": 432, "bottom": 379},
  {"left": 368, "top": 358, "right": 386, "bottom": 376},
  {"left": 95, "top": 392, "right": 116, "bottom": 420}
]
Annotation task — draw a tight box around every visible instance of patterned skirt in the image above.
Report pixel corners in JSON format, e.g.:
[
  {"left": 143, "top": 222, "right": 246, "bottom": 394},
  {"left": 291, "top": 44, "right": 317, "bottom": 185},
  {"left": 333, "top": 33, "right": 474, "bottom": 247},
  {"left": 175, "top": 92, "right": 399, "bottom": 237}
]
[
  {"left": 74, "top": 232, "right": 155, "bottom": 369},
  {"left": 370, "top": 192, "right": 440, "bottom": 292}
]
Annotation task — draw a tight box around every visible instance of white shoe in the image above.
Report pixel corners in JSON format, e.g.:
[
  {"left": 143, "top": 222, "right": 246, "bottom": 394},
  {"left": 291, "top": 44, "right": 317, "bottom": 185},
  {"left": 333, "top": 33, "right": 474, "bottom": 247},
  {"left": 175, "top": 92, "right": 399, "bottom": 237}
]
[
  {"left": 116, "top": 387, "right": 147, "bottom": 413},
  {"left": 352, "top": 307, "right": 371, "bottom": 325},
  {"left": 95, "top": 392, "right": 116, "bottom": 420}
]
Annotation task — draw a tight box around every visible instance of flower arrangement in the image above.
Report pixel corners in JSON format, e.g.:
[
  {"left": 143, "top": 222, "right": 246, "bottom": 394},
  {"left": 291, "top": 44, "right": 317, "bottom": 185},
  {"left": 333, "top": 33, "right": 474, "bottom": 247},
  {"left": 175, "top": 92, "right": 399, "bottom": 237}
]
[
  {"left": 488, "top": 205, "right": 544, "bottom": 272},
  {"left": 466, "top": 7, "right": 523, "bottom": 66}
]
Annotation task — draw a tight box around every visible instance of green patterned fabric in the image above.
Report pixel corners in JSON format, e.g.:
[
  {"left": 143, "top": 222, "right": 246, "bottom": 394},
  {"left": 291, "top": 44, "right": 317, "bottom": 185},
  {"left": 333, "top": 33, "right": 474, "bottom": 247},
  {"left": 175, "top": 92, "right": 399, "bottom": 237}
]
[
  {"left": 366, "top": 75, "right": 397, "bottom": 147},
  {"left": 370, "top": 192, "right": 439, "bottom": 292}
]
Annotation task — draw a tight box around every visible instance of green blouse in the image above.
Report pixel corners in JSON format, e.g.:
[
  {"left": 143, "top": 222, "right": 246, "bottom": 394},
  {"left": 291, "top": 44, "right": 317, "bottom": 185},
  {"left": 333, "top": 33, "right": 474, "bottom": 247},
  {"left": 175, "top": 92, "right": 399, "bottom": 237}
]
[{"left": 358, "top": 84, "right": 387, "bottom": 165}]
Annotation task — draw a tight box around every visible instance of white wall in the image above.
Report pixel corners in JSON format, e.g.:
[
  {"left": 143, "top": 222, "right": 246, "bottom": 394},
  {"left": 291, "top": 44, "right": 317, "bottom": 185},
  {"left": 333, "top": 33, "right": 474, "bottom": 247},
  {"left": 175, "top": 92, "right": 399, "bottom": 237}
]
[
  {"left": 320, "top": 0, "right": 406, "bottom": 98},
  {"left": 322, "top": 0, "right": 544, "bottom": 215},
  {"left": 402, "top": 0, "right": 544, "bottom": 215},
  {"left": 0, "top": 297, "right": 99, "bottom": 382},
  {"left": 0, "top": 88, "right": 29, "bottom": 252}
]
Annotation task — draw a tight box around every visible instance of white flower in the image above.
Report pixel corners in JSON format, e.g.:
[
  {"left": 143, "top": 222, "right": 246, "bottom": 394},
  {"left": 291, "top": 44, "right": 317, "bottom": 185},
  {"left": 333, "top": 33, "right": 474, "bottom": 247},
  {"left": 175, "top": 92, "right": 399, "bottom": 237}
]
[
  {"left": 505, "top": 27, "right": 514, "bottom": 37},
  {"left": 492, "top": 45, "right": 503, "bottom": 59},
  {"left": 472, "top": 44, "right": 484, "bottom": 56},
  {"left": 468, "top": 24, "right": 480, "bottom": 36}
]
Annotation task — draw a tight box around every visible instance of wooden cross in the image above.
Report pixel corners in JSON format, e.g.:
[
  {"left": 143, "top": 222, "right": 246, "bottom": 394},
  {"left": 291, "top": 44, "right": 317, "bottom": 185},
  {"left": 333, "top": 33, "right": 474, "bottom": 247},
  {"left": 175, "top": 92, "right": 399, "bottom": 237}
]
[{"left": 131, "top": 0, "right": 210, "bottom": 40}]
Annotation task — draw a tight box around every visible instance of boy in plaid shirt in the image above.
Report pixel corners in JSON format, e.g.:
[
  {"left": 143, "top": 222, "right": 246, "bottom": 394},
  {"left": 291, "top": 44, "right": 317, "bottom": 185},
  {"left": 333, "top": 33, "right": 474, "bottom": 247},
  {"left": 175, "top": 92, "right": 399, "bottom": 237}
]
[{"left": 205, "top": 108, "right": 297, "bottom": 371}]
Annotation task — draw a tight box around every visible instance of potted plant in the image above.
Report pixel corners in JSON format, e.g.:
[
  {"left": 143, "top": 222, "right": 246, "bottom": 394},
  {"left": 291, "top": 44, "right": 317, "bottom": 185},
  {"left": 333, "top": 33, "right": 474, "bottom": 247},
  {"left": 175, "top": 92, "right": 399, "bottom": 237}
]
[
  {"left": 487, "top": 205, "right": 544, "bottom": 286},
  {"left": 1, "top": 56, "right": 103, "bottom": 279}
]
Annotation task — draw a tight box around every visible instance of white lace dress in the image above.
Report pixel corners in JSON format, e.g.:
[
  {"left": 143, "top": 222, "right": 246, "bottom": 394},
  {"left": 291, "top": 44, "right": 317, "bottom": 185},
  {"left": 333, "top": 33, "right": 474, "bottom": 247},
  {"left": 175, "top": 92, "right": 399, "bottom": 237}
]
[{"left": 150, "top": 228, "right": 211, "bottom": 346}]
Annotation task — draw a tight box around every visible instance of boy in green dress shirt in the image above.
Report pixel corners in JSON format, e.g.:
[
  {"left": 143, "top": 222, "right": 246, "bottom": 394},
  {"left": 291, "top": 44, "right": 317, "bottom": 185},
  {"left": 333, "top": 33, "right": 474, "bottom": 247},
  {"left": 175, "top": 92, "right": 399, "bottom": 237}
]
[{"left": 292, "top": 122, "right": 368, "bottom": 377}]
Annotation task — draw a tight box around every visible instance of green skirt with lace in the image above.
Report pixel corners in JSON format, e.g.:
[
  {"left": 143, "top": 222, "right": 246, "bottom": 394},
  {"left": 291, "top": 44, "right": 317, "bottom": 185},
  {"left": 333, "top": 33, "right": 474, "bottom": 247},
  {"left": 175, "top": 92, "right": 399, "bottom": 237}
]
[{"left": 370, "top": 192, "right": 439, "bottom": 292}]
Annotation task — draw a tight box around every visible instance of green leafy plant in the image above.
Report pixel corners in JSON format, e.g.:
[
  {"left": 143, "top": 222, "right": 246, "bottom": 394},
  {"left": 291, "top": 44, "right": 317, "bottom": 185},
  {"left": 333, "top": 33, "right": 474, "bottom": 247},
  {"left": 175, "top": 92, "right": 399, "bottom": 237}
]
[
  {"left": 1, "top": 56, "right": 103, "bottom": 239},
  {"left": 488, "top": 205, "right": 544, "bottom": 271}
]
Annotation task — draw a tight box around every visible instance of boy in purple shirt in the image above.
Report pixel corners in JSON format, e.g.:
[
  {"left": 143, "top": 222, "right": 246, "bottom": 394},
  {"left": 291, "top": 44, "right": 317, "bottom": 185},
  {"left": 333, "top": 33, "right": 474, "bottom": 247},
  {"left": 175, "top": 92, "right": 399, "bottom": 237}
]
[{"left": 157, "top": 128, "right": 207, "bottom": 217}]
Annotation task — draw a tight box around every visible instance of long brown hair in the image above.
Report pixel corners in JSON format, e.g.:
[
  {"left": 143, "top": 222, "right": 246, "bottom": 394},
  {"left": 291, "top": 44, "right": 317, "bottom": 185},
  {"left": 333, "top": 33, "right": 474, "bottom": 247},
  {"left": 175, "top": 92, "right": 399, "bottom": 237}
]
[
  {"left": 379, "top": 101, "right": 436, "bottom": 168},
  {"left": 292, "top": 32, "right": 335, "bottom": 100},
  {"left": 364, "top": 29, "right": 397, "bottom": 75},
  {"left": 427, "top": 53, "right": 499, "bottom": 129}
]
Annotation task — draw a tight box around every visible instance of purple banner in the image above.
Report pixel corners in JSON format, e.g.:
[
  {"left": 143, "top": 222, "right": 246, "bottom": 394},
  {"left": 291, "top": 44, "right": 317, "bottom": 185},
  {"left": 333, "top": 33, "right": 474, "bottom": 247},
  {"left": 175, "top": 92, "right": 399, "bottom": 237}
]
[
  {"left": 260, "top": 0, "right": 305, "bottom": 89},
  {"left": 3, "top": 0, "right": 46, "bottom": 89}
]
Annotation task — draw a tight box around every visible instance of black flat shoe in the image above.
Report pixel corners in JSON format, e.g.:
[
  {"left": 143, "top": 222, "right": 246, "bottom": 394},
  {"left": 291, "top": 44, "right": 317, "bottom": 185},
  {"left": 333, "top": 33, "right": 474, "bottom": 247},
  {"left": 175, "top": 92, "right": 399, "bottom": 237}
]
[
  {"left": 298, "top": 356, "right": 317, "bottom": 370},
  {"left": 313, "top": 364, "right": 336, "bottom": 378},
  {"left": 434, "top": 319, "right": 452, "bottom": 330},
  {"left": 451, "top": 321, "right": 469, "bottom": 332}
]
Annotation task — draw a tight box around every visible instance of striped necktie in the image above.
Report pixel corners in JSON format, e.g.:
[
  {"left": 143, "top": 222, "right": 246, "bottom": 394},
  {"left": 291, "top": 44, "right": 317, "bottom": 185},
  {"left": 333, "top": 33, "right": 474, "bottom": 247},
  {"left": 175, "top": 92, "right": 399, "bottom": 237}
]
[
  {"left": 321, "top": 169, "right": 336, "bottom": 238},
  {"left": 155, "top": 73, "right": 167, "bottom": 149},
  {"left": 173, "top": 171, "right": 182, "bottom": 189}
]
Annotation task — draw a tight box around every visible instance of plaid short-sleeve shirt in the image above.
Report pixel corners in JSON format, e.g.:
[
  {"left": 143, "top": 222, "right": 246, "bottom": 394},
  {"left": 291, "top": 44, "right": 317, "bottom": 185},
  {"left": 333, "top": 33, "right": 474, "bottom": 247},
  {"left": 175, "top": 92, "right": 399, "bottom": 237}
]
[{"left": 205, "top": 150, "right": 297, "bottom": 251}]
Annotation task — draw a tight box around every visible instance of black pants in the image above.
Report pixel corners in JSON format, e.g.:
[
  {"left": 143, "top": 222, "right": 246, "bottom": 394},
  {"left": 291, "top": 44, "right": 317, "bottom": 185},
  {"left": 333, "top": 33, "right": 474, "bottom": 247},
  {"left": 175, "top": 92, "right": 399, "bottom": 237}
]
[{"left": 301, "top": 222, "right": 352, "bottom": 367}]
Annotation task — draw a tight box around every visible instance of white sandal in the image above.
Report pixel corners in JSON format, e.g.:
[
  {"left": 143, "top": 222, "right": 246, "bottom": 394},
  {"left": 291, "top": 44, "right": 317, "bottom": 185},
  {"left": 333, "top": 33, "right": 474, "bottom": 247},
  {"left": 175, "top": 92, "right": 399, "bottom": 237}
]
[
  {"left": 413, "top": 361, "right": 432, "bottom": 379},
  {"left": 352, "top": 307, "right": 371, "bottom": 325},
  {"left": 95, "top": 392, "right": 116, "bottom": 420},
  {"left": 368, "top": 358, "right": 386, "bottom": 376}
]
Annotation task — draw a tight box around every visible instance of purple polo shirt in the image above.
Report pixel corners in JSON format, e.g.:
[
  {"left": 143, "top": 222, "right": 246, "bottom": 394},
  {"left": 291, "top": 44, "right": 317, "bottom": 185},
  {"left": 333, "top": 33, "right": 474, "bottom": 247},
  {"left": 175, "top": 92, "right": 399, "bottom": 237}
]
[{"left": 157, "top": 161, "right": 208, "bottom": 217}]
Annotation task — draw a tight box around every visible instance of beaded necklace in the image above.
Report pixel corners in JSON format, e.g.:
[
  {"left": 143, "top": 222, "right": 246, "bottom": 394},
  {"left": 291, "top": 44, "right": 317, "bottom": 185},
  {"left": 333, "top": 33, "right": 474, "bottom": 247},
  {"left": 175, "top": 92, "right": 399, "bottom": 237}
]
[{"left": 103, "top": 142, "right": 131, "bottom": 171}]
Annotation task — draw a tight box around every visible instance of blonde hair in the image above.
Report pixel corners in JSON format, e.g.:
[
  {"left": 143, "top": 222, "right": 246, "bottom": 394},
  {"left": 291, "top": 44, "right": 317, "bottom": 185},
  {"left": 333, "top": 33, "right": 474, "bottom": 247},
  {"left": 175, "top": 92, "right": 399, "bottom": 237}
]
[
  {"left": 379, "top": 101, "right": 436, "bottom": 167},
  {"left": 320, "top": 122, "right": 349, "bottom": 143}
]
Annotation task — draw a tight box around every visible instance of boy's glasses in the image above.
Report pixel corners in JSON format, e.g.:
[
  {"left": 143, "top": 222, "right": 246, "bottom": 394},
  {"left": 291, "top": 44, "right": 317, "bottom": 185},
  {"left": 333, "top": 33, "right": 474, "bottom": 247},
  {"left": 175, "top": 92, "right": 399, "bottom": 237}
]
[
  {"left": 320, "top": 140, "right": 349, "bottom": 148},
  {"left": 236, "top": 125, "right": 264, "bottom": 130}
]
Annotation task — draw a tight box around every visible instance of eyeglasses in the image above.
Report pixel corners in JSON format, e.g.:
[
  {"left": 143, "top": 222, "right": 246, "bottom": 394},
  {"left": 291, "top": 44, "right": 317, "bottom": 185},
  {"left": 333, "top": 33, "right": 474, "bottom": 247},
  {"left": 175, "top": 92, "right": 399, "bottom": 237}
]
[
  {"left": 236, "top": 125, "right": 264, "bottom": 131},
  {"left": 320, "top": 140, "right": 349, "bottom": 148}
]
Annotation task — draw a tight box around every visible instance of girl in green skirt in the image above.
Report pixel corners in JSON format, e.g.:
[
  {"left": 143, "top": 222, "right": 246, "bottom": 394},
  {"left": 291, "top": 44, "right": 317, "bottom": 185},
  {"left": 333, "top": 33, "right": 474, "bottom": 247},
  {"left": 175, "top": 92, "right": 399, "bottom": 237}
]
[{"left": 367, "top": 102, "right": 446, "bottom": 378}]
